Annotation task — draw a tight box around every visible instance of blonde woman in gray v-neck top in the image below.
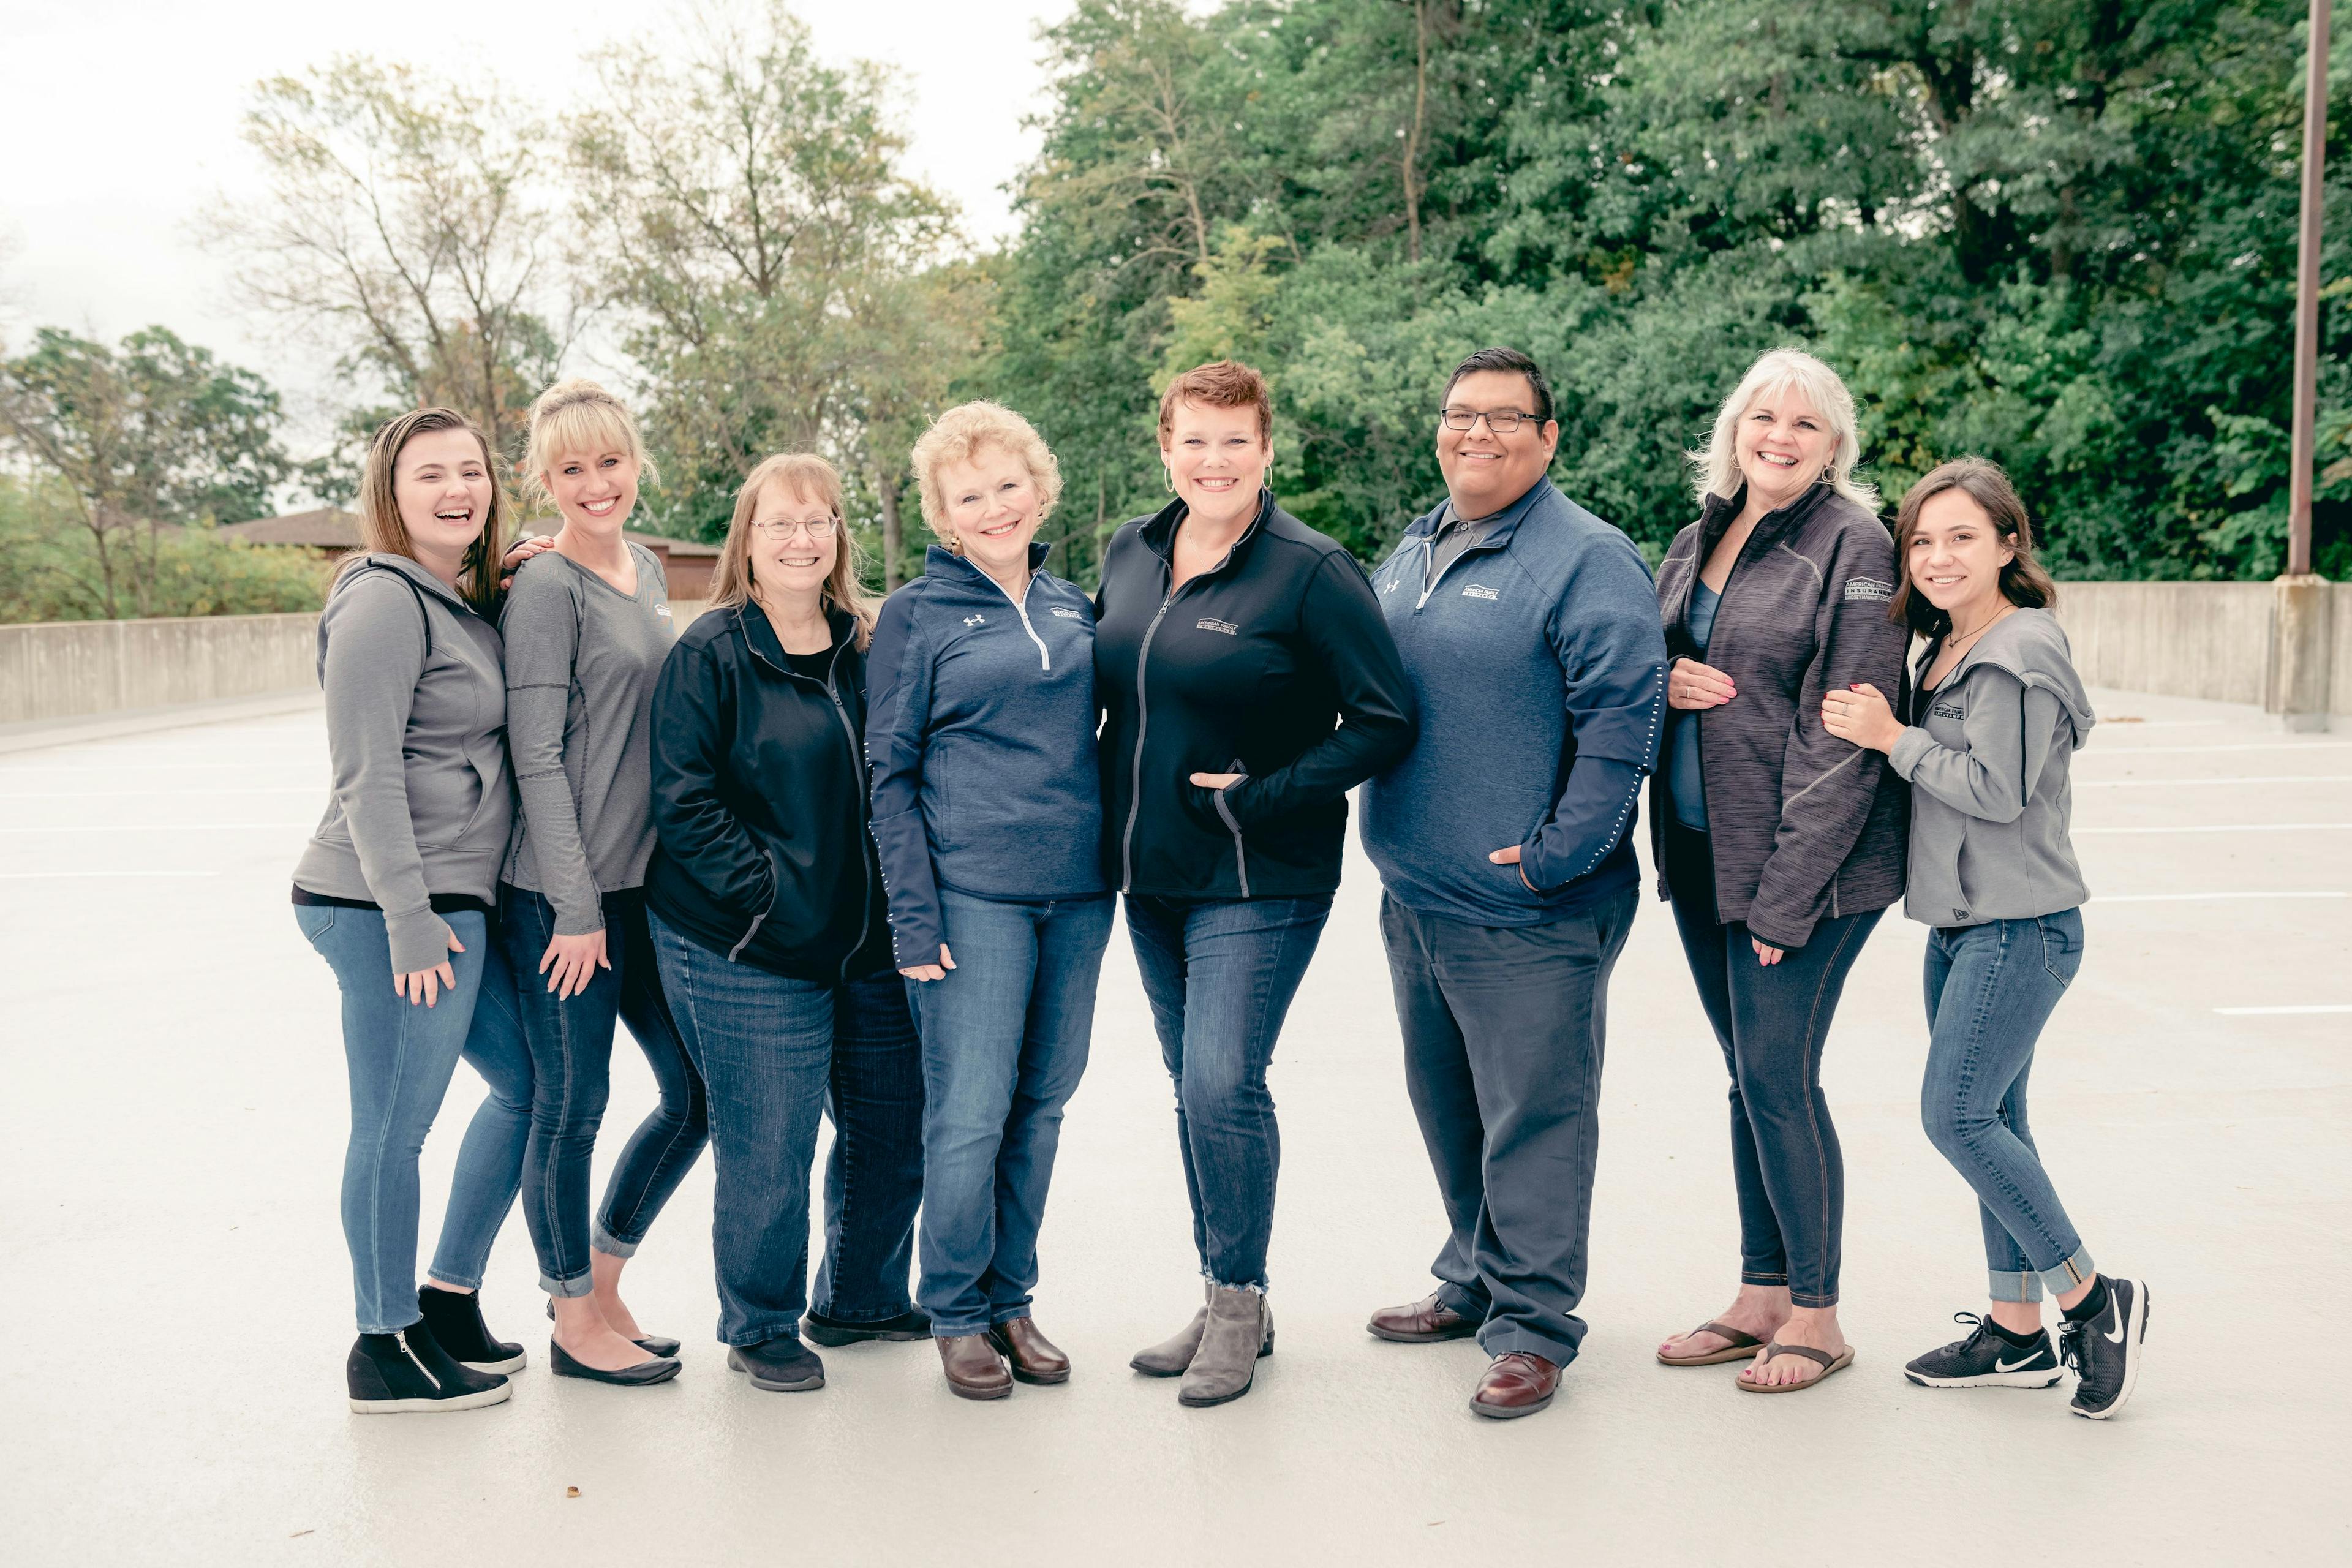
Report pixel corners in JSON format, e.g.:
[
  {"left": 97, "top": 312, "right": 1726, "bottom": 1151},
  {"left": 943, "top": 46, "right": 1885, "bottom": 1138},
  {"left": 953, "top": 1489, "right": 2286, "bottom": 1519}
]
[{"left": 499, "top": 380, "right": 701, "bottom": 1387}]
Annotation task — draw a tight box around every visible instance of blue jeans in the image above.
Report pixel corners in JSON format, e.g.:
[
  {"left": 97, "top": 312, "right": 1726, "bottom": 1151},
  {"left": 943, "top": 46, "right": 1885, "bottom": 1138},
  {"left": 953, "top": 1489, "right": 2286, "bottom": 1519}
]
[
  {"left": 1921, "top": 910, "right": 2097, "bottom": 1303},
  {"left": 296, "top": 904, "right": 533, "bottom": 1332},
  {"left": 1664, "top": 820, "right": 1880, "bottom": 1308},
  {"left": 904, "top": 889, "right": 1113, "bottom": 1336},
  {"left": 1124, "top": 893, "right": 1333, "bottom": 1292},
  {"left": 650, "top": 910, "right": 925, "bottom": 1347},
  {"left": 503, "top": 887, "right": 709, "bottom": 1297}
]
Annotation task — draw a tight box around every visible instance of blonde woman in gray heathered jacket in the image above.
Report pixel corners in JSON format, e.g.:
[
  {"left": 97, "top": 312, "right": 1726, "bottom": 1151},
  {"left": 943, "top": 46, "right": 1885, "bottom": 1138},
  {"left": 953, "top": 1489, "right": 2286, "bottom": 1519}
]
[{"left": 1823, "top": 457, "right": 2149, "bottom": 1422}]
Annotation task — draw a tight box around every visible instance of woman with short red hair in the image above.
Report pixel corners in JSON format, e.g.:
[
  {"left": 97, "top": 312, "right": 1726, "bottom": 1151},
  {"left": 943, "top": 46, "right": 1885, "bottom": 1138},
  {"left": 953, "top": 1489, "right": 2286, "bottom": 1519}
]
[{"left": 1094, "top": 360, "right": 1417, "bottom": 1407}]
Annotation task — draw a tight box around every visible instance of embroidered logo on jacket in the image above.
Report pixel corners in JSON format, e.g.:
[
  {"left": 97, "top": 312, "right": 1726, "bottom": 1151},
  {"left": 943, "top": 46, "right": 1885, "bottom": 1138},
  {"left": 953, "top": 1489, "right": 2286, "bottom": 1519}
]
[
  {"left": 1196, "top": 617, "right": 1239, "bottom": 636},
  {"left": 1460, "top": 584, "right": 1500, "bottom": 601},
  {"left": 1844, "top": 577, "right": 1894, "bottom": 602},
  {"left": 655, "top": 603, "right": 673, "bottom": 619},
  {"left": 963, "top": 614, "right": 986, "bottom": 627},
  {"left": 1931, "top": 701, "right": 1966, "bottom": 720},
  {"left": 1050, "top": 606, "right": 1084, "bottom": 619}
]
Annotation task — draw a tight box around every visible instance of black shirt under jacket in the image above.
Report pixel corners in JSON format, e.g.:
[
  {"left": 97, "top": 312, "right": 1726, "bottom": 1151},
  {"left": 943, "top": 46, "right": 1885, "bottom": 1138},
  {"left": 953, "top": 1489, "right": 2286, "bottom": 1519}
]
[
  {"left": 1094, "top": 490, "right": 1417, "bottom": 900},
  {"left": 644, "top": 603, "right": 894, "bottom": 983}
]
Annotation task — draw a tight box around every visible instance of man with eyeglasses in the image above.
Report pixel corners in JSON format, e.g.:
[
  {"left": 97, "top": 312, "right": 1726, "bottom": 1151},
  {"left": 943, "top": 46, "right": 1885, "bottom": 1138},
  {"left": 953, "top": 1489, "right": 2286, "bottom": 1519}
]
[{"left": 1359, "top": 347, "right": 1668, "bottom": 1420}]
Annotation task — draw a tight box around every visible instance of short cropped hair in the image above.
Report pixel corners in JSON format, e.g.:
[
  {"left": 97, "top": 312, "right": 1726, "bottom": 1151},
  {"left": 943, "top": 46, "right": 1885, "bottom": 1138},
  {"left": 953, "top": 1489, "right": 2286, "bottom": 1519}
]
[
  {"left": 1888, "top": 456, "right": 2059, "bottom": 635},
  {"left": 1442, "top": 347, "right": 1555, "bottom": 426},
  {"left": 908, "top": 401, "right": 1064, "bottom": 540},
  {"left": 522, "top": 379, "right": 657, "bottom": 511},
  {"left": 1689, "top": 348, "right": 1877, "bottom": 513},
  {"left": 1158, "top": 360, "right": 1273, "bottom": 445}
]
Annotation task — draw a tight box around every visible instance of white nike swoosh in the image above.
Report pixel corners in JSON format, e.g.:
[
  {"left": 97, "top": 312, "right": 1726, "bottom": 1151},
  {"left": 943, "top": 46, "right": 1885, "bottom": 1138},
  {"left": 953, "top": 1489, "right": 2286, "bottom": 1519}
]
[
  {"left": 2102, "top": 1298, "right": 2129, "bottom": 1346},
  {"left": 1996, "top": 1351, "right": 2041, "bottom": 1372}
]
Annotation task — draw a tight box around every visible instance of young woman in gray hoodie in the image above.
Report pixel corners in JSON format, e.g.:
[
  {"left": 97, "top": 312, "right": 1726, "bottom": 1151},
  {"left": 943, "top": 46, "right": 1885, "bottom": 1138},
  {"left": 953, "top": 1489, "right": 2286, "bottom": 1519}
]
[{"left": 1823, "top": 458, "right": 2149, "bottom": 1421}]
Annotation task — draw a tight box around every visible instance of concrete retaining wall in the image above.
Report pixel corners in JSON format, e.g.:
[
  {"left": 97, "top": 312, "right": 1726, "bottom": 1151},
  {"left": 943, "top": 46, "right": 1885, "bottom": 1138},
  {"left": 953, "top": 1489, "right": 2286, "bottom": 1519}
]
[
  {"left": 0, "top": 614, "right": 320, "bottom": 726},
  {"left": 5, "top": 584, "right": 2348, "bottom": 726}
]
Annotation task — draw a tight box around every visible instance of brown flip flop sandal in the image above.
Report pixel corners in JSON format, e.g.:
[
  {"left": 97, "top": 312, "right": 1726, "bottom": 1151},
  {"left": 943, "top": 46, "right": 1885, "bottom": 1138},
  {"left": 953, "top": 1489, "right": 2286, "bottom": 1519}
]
[
  {"left": 1735, "top": 1341, "right": 1855, "bottom": 1393},
  {"left": 1657, "top": 1321, "right": 1766, "bottom": 1367}
]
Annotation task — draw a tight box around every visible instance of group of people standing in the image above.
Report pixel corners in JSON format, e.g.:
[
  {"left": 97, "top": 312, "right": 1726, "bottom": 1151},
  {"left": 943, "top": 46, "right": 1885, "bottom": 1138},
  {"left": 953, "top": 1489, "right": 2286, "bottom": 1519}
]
[{"left": 292, "top": 342, "right": 2149, "bottom": 1427}]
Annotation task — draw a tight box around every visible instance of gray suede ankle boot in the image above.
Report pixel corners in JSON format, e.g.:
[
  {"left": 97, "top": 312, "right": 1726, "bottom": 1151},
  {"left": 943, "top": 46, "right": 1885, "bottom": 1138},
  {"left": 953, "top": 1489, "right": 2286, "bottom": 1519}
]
[
  {"left": 1129, "top": 1281, "right": 1212, "bottom": 1377},
  {"left": 1178, "top": 1285, "right": 1274, "bottom": 1407}
]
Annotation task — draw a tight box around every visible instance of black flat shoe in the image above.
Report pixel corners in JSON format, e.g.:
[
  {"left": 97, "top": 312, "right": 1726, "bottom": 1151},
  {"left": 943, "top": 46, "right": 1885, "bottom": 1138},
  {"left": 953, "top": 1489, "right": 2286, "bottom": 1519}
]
[
  {"left": 546, "top": 1298, "right": 680, "bottom": 1359},
  {"left": 549, "top": 1339, "right": 681, "bottom": 1386},
  {"left": 801, "top": 1306, "right": 932, "bottom": 1346}
]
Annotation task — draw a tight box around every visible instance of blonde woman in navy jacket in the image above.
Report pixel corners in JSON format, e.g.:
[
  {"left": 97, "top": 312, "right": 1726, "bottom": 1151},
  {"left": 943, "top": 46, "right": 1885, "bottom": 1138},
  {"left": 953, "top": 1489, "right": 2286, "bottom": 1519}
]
[{"left": 866, "top": 402, "right": 1110, "bottom": 1401}]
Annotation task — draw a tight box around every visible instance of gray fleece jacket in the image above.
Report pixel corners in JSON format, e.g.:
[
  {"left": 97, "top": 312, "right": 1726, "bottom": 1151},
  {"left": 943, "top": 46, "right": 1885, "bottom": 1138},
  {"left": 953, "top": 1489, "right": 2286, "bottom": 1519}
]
[
  {"left": 1890, "top": 607, "right": 2094, "bottom": 927},
  {"left": 292, "top": 553, "right": 513, "bottom": 972}
]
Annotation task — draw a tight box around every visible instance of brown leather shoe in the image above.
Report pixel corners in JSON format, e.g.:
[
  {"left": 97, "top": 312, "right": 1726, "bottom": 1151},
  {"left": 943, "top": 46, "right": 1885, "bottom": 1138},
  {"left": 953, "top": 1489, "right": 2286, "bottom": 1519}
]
[
  {"left": 1366, "top": 1291, "right": 1482, "bottom": 1344},
  {"left": 987, "top": 1318, "right": 1071, "bottom": 1385},
  {"left": 1469, "top": 1352, "right": 1560, "bottom": 1420},
  {"left": 937, "top": 1333, "right": 1012, "bottom": 1401}
]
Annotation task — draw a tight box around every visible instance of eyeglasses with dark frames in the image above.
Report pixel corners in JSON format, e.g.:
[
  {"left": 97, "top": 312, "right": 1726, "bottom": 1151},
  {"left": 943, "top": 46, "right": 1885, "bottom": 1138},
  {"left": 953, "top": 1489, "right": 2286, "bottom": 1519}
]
[{"left": 1439, "top": 407, "right": 1537, "bottom": 434}]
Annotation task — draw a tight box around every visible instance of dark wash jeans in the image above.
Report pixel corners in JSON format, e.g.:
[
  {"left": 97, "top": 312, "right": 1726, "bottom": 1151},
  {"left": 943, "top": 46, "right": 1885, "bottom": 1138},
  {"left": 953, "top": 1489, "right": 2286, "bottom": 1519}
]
[
  {"left": 296, "top": 904, "right": 532, "bottom": 1332},
  {"left": 1380, "top": 888, "right": 1637, "bottom": 1366},
  {"left": 903, "top": 889, "right": 1113, "bottom": 1336},
  {"left": 502, "top": 886, "right": 709, "bottom": 1297},
  {"left": 1125, "top": 893, "right": 1333, "bottom": 1292},
  {"left": 649, "top": 909, "right": 925, "bottom": 1347},
  {"left": 1922, "top": 910, "right": 2097, "bottom": 1303},
  {"left": 1664, "top": 819, "right": 1880, "bottom": 1308}
]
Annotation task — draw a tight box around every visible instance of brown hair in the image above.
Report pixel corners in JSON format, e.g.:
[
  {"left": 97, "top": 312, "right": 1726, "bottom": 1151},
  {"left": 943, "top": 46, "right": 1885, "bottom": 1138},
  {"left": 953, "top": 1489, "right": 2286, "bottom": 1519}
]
[
  {"left": 1889, "top": 456, "right": 2059, "bottom": 636},
  {"left": 709, "top": 453, "right": 876, "bottom": 647},
  {"left": 347, "top": 407, "right": 513, "bottom": 615},
  {"left": 1157, "top": 360, "right": 1273, "bottom": 446},
  {"left": 521, "top": 378, "right": 657, "bottom": 514}
]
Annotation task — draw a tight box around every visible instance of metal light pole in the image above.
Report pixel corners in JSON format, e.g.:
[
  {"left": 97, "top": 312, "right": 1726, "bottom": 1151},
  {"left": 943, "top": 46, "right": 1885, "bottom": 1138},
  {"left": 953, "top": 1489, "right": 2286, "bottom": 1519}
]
[{"left": 2272, "top": 0, "right": 2337, "bottom": 730}]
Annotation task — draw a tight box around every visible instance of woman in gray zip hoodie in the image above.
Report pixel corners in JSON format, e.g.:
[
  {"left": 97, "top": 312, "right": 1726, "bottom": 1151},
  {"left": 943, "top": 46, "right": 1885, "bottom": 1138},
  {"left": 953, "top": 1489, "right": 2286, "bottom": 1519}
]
[
  {"left": 1824, "top": 458, "right": 2149, "bottom": 1421},
  {"left": 292, "top": 409, "right": 537, "bottom": 1414}
]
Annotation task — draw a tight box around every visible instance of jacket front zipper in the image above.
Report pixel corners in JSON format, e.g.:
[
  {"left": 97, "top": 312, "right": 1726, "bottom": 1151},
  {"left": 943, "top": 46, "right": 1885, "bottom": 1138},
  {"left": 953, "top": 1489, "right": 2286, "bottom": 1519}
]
[
  {"left": 737, "top": 616, "right": 873, "bottom": 981},
  {"left": 1120, "top": 583, "right": 1187, "bottom": 893},
  {"left": 1412, "top": 529, "right": 1507, "bottom": 611},
  {"left": 1210, "top": 758, "right": 1251, "bottom": 897}
]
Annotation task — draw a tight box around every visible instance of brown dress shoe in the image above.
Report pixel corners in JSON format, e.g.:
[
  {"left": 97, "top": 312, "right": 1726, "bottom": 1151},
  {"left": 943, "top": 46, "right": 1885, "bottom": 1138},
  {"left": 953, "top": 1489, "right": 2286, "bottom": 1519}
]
[
  {"left": 937, "top": 1333, "right": 1012, "bottom": 1401},
  {"left": 1366, "top": 1291, "right": 1482, "bottom": 1344},
  {"left": 987, "top": 1318, "right": 1071, "bottom": 1385},
  {"left": 1469, "top": 1352, "right": 1560, "bottom": 1420}
]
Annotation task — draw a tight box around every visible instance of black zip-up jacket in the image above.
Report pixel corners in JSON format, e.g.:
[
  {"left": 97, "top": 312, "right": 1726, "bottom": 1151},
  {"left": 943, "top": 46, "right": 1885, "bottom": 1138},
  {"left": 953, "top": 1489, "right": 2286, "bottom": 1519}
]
[
  {"left": 1095, "top": 491, "right": 1417, "bottom": 899},
  {"left": 645, "top": 603, "right": 892, "bottom": 982},
  {"left": 1651, "top": 481, "right": 1908, "bottom": 949}
]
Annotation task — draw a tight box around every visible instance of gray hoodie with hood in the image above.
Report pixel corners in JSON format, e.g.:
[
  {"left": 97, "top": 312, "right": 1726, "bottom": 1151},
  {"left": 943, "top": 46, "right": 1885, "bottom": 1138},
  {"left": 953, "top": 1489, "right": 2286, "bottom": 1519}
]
[
  {"left": 1889, "top": 606, "right": 2094, "bottom": 927},
  {"left": 292, "top": 552, "right": 513, "bottom": 972}
]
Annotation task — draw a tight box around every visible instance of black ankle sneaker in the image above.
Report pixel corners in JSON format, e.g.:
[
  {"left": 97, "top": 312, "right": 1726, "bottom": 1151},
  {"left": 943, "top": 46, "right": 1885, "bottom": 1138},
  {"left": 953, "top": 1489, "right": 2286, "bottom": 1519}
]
[
  {"left": 2060, "top": 1276, "right": 2149, "bottom": 1420},
  {"left": 418, "top": 1286, "right": 526, "bottom": 1374},
  {"left": 1903, "top": 1313, "right": 2062, "bottom": 1389},
  {"left": 801, "top": 1306, "right": 931, "bottom": 1346},
  {"left": 728, "top": 1335, "right": 826, "bottom": 1392},
  {"left": 347, "top": 1325, "right": 511, "bottom": 1414}
]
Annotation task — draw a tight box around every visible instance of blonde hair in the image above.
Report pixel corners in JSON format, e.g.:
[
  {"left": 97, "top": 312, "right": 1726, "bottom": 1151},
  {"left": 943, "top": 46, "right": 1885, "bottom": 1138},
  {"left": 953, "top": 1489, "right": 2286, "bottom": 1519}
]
[
  {"left": 908, "top": 401, "right": 1063, "bottom": 545},
  {"left": 710, "top": 453, "right": 876, "bottom": 647},
  {"left": 522, "top": 378, "right": 656, "bottom": 513},
  {"left": 1689, "top": 348, "right": 1879, "bottom": 513},
  {"left": 348, "top": 407, "right": 513, "bottom": 615}
]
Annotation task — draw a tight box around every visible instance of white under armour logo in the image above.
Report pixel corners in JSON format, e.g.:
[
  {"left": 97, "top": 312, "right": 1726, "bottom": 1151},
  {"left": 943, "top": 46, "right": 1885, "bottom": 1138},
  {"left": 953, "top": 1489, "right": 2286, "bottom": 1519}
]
[{"left": 963, "top": 614, "right": 986, "bottom": 627}]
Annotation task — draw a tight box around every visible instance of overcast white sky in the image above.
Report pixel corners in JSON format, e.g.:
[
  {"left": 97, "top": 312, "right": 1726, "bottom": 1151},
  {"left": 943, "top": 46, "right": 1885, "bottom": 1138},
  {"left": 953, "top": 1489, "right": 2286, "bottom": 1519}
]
[{"left": 1, "top": 0, "right": 1067, "bottom": 450}]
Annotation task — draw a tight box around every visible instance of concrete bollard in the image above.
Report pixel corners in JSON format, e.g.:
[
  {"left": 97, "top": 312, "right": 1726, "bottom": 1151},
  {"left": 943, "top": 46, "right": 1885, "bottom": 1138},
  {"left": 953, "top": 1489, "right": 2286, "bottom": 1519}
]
[{"left": 2265, "top": 573, "right": 2336, "bottom": 732}]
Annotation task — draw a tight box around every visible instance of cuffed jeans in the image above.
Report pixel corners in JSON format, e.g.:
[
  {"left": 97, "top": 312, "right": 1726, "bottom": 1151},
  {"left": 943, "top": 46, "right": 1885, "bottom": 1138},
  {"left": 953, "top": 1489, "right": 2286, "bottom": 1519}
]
[
  {"left": 503, "top": 886, "right": 709, "bottom": 1297},
  {"left": 296, "top": 903, "right": 533, "bottom": 1332},
  {"left": 904, "top": 889, "right": 1113, "bottom": 1336},
  {"left": 1125, "top": 893, "right": 1332, "bottom": 1292},
  {"left": 650, "top": 909, "right": 925, "bottom": 1348},
  {"left": 1922, "top": 910, "right": 2097, "bottom": 1303},
  {"left": 1380, "top": 888, "right": 1637, "bottom": 1366},
  {"left": 1664, "top": 820, "right": 1880, "bottom": 1309}
]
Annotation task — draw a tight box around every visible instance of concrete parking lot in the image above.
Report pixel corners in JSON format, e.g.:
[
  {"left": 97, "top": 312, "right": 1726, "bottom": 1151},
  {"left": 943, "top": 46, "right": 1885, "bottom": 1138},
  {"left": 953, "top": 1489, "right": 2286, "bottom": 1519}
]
[{"left": 2, "top": 687, "right": 2345, "bottom": 1565}]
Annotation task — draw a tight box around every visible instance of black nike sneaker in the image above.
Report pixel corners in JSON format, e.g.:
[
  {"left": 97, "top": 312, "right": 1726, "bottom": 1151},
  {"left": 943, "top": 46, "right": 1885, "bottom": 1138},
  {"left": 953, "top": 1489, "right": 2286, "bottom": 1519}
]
[
  {"left": 1904, "top": 1312, "right": 2064, "bottom": 1389},
  {"left": 2061, "top": 1276, "right": 2149, "bottom": 1420}
]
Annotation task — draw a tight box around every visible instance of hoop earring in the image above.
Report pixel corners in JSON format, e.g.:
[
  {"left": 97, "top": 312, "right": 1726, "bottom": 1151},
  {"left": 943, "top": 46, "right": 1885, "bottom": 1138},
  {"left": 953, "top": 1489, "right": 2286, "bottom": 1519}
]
[{"left": 1163, "top": 467, "right": 1176, "bottom": 496}]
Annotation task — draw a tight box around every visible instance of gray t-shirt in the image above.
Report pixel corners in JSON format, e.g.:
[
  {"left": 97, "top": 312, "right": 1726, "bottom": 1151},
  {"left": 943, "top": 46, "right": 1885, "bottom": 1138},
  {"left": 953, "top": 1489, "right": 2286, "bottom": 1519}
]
[
  {"left": 499, "top": 541, "right": 674, "bottom": 933},
  {"left": 1425, "top": 505, "right": 1499, "bottom": 588}
]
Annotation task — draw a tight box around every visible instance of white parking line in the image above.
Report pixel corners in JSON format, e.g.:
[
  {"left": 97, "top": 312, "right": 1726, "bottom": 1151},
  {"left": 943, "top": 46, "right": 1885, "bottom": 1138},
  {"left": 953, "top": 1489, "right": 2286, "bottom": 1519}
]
[
  {"left": 2075, "top": 775, "right": 2352, "bottom": 789},
  {"left": 2094, "top": 891, "right": 2348, "bottom": 903},
  {"left": 2213, "top": 1004, "right": 2352, "bottom": 1016},
  {"left": 2075, "top": 823, "right": 2352, "bottom": 835}
]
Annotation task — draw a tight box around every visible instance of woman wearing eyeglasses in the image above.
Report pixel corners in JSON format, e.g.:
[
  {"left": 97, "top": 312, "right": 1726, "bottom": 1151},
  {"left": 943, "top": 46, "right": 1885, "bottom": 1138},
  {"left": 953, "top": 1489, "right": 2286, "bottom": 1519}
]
[{"left": 644, "top": 453, "right": 929, "bottom": 1396}]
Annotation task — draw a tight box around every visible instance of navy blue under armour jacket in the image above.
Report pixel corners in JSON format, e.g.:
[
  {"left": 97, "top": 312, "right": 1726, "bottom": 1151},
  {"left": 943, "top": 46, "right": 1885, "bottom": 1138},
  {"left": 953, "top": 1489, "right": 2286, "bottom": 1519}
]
[
  {"left": 865, "top": 543, "right": 1107, "bottom": 969},
  {"left": 1360, "top": 478, "right": 1668, "bottom": 926}
]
